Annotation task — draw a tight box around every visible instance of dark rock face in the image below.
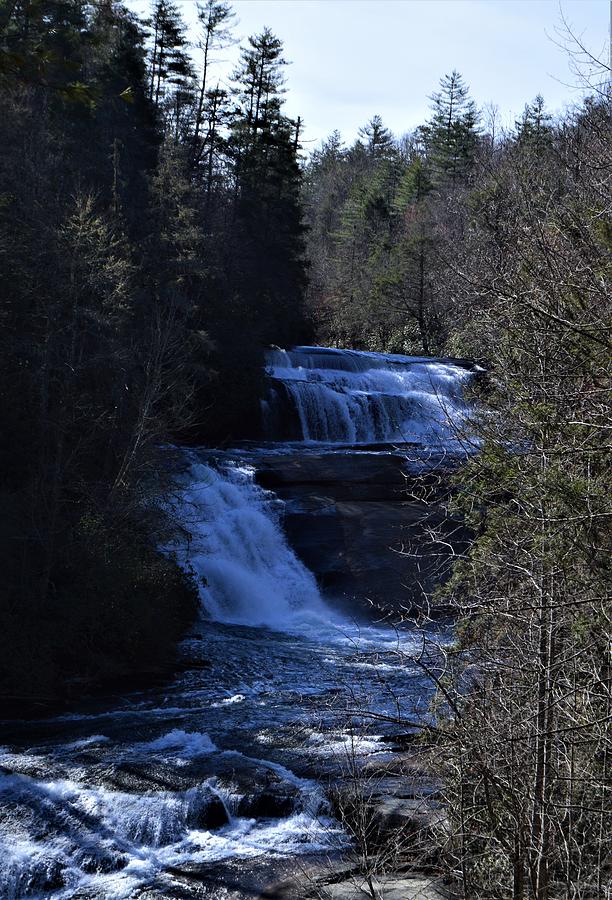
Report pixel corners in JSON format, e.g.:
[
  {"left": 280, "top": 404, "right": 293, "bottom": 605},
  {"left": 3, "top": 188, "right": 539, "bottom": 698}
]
[
  {"left": 254, "top": 451, "right": 469, "bottom": 615},
  {"left": 193, "top": 793, "right": 230, "bottom": 830},
  {"left": 237, "top": 788, "right": 296, "bottom": 819},
  {"left": 78, "top": 847, "right": 129, "bottom": 875}
]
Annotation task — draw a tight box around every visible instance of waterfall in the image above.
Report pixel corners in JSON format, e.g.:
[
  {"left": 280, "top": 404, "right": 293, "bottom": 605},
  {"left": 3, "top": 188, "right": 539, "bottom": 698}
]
[
  {"left": 169, "top": 347, "right": 480, "bottom": 631},
  {"left": 169, "top": 460, "right": 334, "bottom": 631},
  {"left": 265, "top": 346, "right": 477, "bottom": 445}
]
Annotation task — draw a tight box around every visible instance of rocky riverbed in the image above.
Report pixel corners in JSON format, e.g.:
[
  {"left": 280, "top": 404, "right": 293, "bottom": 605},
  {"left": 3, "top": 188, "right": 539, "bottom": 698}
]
[{"left": 0, "top": 617, "right": 452, "bottom": 898}]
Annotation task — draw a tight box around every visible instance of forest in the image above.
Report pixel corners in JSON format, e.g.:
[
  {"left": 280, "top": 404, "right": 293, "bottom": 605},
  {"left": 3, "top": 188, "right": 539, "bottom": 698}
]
[{"left": 0, "top": 1, "right": 610, "bottom": 898}]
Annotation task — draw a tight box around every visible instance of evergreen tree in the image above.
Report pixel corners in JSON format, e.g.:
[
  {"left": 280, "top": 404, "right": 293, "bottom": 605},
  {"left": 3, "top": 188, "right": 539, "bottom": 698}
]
[
  {"left": 327, "top": 148, "right": 403, "bottom": 349},
  {"left": 303, "top": 130, "right": 349, "bottom": 324},
  {"left": 358, "top": 114, "right": 396, "bottom": 162},
  {"left": 192, "top": 0, "right": 236, "bottom": 166},
  {"left": 198, "top": 83, "right": 233, "bottom": 204},
  {"left": 83, "top": 2, "right": 158, "bottom": 232},
  {"left": 231, "top": 27, "right": 287, "bottom": 153},
  {"left": 420, "top": 70, "right": 479, "bottom": 184},
  {"left": 148, "top": 0, "right": 192, "bottom": 112},
  {"left": 0, "top": 0, "right": 92, "bottom": 100},
  {"left": 389, "top": 156, "right": 440, "bottom": 352},
  {"left": 228, "top": 28, "right": 308, "bottom": 347},
  {"left": 515, "top": 93, "right": 553, "bottom": 150},
  {"left": 392, "top": 154, "right": 432, "bottom": 209},
  {"left": 0, "top": 0, "right": 199, "bottom": 700}
]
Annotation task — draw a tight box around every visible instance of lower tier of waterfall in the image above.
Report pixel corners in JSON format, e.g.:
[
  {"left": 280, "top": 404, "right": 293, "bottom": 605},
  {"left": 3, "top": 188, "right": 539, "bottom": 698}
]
[
  {"left": 0, "top": 446, "right": 449, "bottom": 898},
  {"left": 168, "top": 458, "right": 336, "bottom": 631}
]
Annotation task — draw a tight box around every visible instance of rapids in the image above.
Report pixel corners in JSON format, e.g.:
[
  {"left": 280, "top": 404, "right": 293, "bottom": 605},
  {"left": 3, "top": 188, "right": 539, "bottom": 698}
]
[{"left": 0, "top": 347, "right": 477, "bottom": 899}]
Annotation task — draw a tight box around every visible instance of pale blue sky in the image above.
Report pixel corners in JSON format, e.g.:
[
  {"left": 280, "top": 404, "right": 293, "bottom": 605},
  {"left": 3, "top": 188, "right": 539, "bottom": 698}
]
[{"left": 130, "top": 0, "right": 610, "bottom": 146}]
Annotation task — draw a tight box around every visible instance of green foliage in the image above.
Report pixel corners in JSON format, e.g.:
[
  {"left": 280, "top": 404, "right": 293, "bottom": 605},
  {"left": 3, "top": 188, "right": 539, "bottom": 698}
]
[
  {"left": 304, "top": 72, "right": 480, "bottom": 353},
  {"left": 419, "top": 70, "right": 480, "bottom": 185},
  {"left": 515, "top": 94, "right": 552, "bottom": 151},
  {"left": 0, "top": 0, "right": 88, "bottom": 95},
  {"left": 148, "top": 0, "right": 193, "bottom": 110},
  {"left": 393, "top": 156, "right": 432, "bottom": 211},
  {"left": 227, "top": 27, "right": 309, "bottom": 349},
  {"left": 358, "top": 114, "right": 396, "bottom": 162},
  {"left": 429, "top": 94, "right": 612, "bottom": 897}
]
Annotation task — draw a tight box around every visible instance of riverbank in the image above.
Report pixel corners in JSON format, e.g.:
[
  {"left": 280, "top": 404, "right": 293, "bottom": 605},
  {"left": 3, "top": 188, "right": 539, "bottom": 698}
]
[{"left": 0, "top": 536, "right": 199, "bottom": 719}]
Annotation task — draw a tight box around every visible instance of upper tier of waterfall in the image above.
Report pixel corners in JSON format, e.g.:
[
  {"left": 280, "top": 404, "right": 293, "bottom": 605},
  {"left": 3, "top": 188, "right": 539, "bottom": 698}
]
[
  {"left": 264, "top": 346, "right": 479, "bottom": 446},
  {"left": 169, "top": 346, "right": 480, "bottom": 629}
]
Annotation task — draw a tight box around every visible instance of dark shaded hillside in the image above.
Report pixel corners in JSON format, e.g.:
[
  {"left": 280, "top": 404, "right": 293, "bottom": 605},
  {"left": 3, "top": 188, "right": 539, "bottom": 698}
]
[{"left": 0, "top": 0, "right": 309, "bottom": 704}]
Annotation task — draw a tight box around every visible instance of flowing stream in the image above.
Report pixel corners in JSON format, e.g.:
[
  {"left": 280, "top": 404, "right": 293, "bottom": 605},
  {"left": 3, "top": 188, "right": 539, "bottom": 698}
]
[{"left": 0, "top": 347, "right": 478, "bottom": 899}]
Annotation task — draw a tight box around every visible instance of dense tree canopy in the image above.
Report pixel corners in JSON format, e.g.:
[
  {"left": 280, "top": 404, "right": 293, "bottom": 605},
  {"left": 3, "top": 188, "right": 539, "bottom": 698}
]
[{"left": 303, "top": 72, "right": 481, "bottom": 353}]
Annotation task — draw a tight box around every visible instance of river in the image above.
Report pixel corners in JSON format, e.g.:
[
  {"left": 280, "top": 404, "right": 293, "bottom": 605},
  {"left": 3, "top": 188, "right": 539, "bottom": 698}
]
[{"left": 0, "top": 347, "right": 478, "bottom": 899}]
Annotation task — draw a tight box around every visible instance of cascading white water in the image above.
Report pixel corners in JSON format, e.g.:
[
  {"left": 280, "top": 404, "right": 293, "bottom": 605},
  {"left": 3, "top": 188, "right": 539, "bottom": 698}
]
[
  {"left": 169, "top": 460, "right": 334, "bottom": 630},
  {"left": 0, "top": 734, "right": 341, "bottom": 899},
  {"left": 266, "top": 345, "right": 476, "bottom": 445},
  {"left": 169, "top": 347, "right": 479, "bottom": 631}
]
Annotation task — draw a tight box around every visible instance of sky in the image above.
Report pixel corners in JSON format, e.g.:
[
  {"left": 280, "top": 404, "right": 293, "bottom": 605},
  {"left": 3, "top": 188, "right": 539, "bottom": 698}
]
[{"left": 129, "top": 0, "right": 610, "bottom": 148}]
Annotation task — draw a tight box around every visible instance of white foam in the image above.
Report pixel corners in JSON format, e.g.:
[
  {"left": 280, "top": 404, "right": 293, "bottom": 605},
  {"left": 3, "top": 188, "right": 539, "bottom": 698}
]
[
  {"left": 64, "top": 735, "right": 110, "bottom": 750},
  {"left": 211, "top": 693, "right": 246, "bottom": 707},
  {"left": 169, "top": 462, "right": 338, "bottom": 632},
  {"left": 0, "top": 756, "right": 345, "bottom": 900},
  {"left": 142, "top": 729, "right": 217, "bottom": 756},
  {"left": 266, "top": 346, "right": 475, "bottom": 445},
  {"left": 306, "top": 731, "right": 389, "bottom": 759}
]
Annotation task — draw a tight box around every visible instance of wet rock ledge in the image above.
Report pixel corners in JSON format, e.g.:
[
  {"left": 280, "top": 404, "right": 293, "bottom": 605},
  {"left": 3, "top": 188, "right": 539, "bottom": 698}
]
[{"left": 253, "top": 448, "right": 470, "bottom": 615}]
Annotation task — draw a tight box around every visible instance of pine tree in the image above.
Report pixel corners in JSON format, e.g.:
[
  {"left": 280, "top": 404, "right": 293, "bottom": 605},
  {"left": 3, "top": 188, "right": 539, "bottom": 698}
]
[
  {"left": 515, "top": 94, "right": 552, "bottom": 151},
  {"left": 228, "top": 28, "right": 307, "bottom": 347},
  {"left": 231, "top": 26, "right": 287, "bottom": 159},
  {"left": 420, "top": 70, "right": 479, "bottom": 185},
  {"left": 304, "top": 130, "right": 349, "bottom": 314},
  {"left": 84, "top": 2, "right": 158, "bottom": 230},
  {"left": 328, "top": 152, "right": 403, "bottom": 349},
  {"left": 0, "top": 0, "right": 91, "bottom": 101},
  {"left": 388, "top": 155, "right": 440, "bottom": 352},
  {"left": 192, "top": 0, "right": 235, "bottom": 166},
  {"left": 199, "top": 84, "right": 232, "bottom": 204},
  {"left": 148, "top": 0, "right": 192, "bottom": 112},
  {"left": 358, "top": 115, "right": 396, "bottom": 162}
]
